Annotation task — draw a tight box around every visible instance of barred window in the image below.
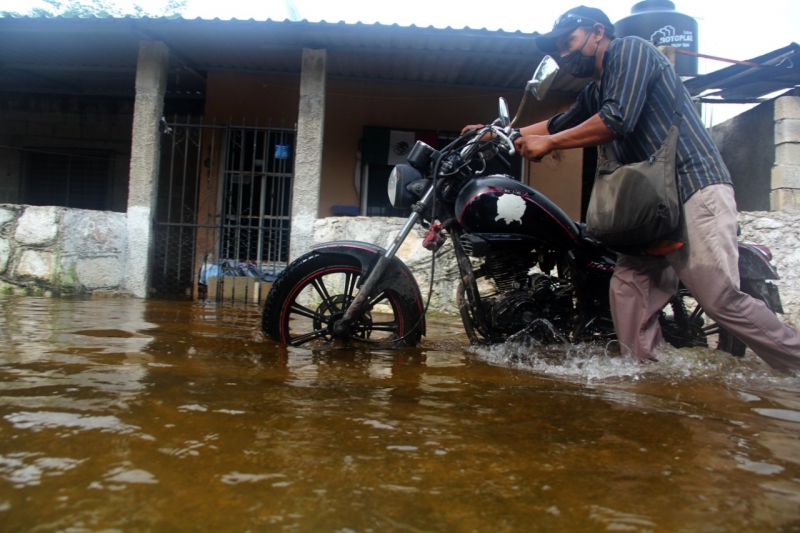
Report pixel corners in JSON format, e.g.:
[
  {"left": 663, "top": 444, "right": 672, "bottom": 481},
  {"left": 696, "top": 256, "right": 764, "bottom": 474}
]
[{"left": 26, "top": 151, "right": 112, "bottom": 211}]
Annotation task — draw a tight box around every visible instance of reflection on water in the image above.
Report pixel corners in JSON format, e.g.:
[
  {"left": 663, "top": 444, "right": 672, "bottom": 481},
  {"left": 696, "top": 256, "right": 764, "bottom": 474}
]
[{"left": 0, "top": 296, "right": 799, "bottom": 531}]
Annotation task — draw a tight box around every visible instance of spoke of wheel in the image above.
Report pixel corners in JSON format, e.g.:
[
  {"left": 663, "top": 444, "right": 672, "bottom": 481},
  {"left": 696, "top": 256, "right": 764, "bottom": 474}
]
[
  {"left": 348, "top": 328, "right": 397, "bottom": 343},
  {"left": 344, "top": 291, "right": 387, "bottom": 325},
  {"left": 310, "top": 276, "right": 341, "bottom": 311},
  {"left": 704, "top": 324, "right": 723, "bottom": 335},
  {"left": 366, "top": 292, "right": 390, "bottom": 310},
  {"left": 368, "top": 320, "right": 400, "bottom": 332},
  {"left": 351, "top": 321, "right": 399, "bottom": 340},
  {"left": 289, "top": 328, "right": 330, "bottom": 346},
  {"left": 288, "top": 302, "right": 329, "bottom": 323},
  {"left": 345, "top": 271, "right": 360, "bottom": 300}
]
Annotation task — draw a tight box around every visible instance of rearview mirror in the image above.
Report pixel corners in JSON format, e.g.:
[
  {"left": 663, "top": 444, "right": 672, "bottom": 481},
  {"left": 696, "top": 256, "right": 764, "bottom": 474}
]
[
  {"left": 498, "top": 97, "right": 510, "bottom": 127},
  {"left": 527, "top": 55, "right": 560, "bottom": 100},
  {"left": 508, "top": 55, "right": 561, "bottom": 128}
]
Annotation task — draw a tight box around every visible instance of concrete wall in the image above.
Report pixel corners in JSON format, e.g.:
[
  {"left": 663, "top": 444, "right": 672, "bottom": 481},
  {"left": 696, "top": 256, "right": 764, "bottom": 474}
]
[
  {"left": 125, "top": 40, "right": 169, "bottom": 299},
  {"left": 711, "top": 95, "right": 800, "bottom": 212},
  {"left": 0, "top": 93, "right": 134, "bottom": 211},
  {"left": 710, "top": 100, "right": 774, "bottom": 212},
  {"left": 523, "top": 95, "right": 587, "bottom": 220},
  {"left": 321, "top": 79, "right": 584, "bottom": 220},
  {"left": 772, "top": 97, "right": 800, "bottom": 209},
  {"left": 291, "top": 48, "right": 327, "bottom": 262},
  {"left": 0, "top": 204, "right": 127, "bottom": 296}
]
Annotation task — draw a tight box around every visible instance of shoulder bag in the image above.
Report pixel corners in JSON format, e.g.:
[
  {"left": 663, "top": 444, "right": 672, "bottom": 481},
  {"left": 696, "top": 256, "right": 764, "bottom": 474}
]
[{"left": 586, "top": 72, "right": 685, "bottom": 251}]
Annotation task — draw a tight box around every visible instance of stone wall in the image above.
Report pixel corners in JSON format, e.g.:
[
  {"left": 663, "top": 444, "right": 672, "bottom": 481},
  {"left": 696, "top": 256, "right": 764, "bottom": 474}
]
[
  {"left": 738, "top": 209, "right": 800, "bottom": 325},
  {"left": 314, "top": 217, "right": 462, "bottom": 315},
  {"left": 0, "top": 204, "right": 127, "bottom": 296},
  {"left": 314, "top": 214, "right": 800, "bottom": 324}
]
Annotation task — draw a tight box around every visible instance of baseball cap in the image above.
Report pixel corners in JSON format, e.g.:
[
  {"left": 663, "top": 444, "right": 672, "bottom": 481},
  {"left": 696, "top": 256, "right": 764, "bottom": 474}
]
[{"left": 535, "top": 6, "right": 615, "bottom": 54}]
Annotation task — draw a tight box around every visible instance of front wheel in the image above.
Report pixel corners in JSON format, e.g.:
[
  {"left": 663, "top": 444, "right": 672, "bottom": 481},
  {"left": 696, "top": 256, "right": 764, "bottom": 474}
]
[{"left": 262, "top": 251, "right": 423, "bottom": 347}]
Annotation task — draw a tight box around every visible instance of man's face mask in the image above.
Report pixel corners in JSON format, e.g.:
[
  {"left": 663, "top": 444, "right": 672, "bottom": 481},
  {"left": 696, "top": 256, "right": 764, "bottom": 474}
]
[{"left": 558, "top": 30, "right": 596, "bottom": 78}]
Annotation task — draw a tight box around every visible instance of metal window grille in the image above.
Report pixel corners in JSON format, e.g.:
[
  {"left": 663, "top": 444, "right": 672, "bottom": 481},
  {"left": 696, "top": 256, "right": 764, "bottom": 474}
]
[{"left": 152, "top": 117, "right": 295, "bottom": 301}]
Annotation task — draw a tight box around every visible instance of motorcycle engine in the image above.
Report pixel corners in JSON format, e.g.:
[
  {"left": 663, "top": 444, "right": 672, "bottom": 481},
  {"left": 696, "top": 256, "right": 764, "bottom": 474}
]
[
  {"left": 485, "top": 274, "right": 573, "bottom": 336},
  {"left": 489, "top": 290, "right": 545, "bottom": 333}
]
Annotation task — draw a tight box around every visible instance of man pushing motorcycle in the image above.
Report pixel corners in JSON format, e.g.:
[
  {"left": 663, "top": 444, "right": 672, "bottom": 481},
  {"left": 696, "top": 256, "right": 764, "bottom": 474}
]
[{"left": 503, "top": 5, "right": 800, "bottom": 370}]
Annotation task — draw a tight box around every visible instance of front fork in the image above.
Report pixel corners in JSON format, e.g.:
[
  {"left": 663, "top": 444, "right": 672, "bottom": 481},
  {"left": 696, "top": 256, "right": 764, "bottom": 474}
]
[
  {"left": 332, "top": 186, "right": 435, "bottom": 337},
  {"left": 449, "top": 228, "right": 496, "bottom": 342}
]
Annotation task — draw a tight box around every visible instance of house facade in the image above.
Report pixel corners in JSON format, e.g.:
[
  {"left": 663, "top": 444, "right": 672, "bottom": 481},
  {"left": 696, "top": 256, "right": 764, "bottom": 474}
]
[{"left": 0, "top": 16, "right": 587, "bottom": 299}]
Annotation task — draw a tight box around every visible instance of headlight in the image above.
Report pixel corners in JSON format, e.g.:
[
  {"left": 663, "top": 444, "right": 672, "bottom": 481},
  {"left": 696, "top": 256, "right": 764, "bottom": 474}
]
[{"left": 387, "top": 164, "right": 423, "bottom": 209}]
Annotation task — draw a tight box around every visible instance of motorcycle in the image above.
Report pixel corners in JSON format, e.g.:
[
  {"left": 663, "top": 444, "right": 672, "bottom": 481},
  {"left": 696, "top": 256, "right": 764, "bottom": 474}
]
[{"left": 261, "top": 56, "right": 783, "bottom": 357}]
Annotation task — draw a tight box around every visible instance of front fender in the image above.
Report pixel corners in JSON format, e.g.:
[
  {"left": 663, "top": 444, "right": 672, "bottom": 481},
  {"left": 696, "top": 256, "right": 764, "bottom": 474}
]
[
  {"left": 738, "top": 242, "right": 779, "bottom": 280},
  {"left": 312, "top": 241, "right": 426, "bottom": 335}
]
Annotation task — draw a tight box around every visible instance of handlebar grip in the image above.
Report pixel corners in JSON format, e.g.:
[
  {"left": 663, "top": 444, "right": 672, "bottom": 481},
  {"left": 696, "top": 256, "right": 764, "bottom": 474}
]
[{"left": 508, "top": 129, "right": 522, "bottom": 143}]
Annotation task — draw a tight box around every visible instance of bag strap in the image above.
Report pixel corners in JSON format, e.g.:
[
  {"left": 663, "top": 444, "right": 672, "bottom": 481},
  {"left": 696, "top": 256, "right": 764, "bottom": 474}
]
[{"left": 670, "top": 71, "right": 686, "bottom": 129}]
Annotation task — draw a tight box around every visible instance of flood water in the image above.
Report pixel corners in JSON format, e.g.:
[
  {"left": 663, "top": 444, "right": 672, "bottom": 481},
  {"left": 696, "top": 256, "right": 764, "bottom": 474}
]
[{"left": 1, "top": 296, "right": 799, "bottom": 532}]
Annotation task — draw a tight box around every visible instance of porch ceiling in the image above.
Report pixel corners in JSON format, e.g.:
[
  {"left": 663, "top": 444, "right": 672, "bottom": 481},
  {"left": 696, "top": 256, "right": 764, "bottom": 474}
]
[{"left": 0, "top": 17, "right": 587, "bottom": 99}]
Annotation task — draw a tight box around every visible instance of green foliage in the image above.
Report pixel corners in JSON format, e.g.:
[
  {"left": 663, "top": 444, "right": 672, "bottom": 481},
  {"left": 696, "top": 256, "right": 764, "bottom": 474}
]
[{"left": 1, "top": 0, "right": 187, "bottom": 18}]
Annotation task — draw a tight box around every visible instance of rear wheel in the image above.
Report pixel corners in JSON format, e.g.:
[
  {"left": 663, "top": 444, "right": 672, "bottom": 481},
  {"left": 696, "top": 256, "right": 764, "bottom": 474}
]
[
  {"left": 660, "top": 290, "right": 709, "bottom": 350},
  {"left": 662, "top": 280, "right": 779, "bottom": 357},
  {"left": 262, "top": 252, "right": 422, "bottom": 347},
  {"left": 717, "top": 280, "right": 779, "bottom": 356}
]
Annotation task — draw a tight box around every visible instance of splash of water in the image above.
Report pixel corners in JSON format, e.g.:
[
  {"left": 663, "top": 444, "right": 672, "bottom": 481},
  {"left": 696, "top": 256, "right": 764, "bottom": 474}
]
[{"left": 470, "top": 319, "right": 796, "bottom": 384}]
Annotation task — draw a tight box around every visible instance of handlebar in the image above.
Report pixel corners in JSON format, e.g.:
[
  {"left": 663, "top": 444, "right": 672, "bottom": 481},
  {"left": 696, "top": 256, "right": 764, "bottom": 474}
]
[
  {"left": 493, "top": 127, "right": 516, "bottom": 155},
  {"left": 459, "top": 125, "right": 517, "bottom": 160}
]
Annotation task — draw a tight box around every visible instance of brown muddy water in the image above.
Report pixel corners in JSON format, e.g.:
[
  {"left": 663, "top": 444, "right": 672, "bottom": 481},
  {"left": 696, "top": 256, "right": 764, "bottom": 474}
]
[{"left": 0, "top": 296, "right": 799, "bottom": 532}]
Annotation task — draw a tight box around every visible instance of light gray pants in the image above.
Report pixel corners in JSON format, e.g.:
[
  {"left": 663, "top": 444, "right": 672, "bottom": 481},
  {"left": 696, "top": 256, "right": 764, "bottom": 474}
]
[{"left": 609, "top": 183, "right": 800, "bottom": 371}]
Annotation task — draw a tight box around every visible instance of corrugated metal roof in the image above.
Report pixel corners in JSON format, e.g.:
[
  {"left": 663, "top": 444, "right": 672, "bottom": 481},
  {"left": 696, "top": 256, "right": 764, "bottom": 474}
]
[
  {"left": 685, "top": 43, "right": 800, "bottom": 103},
  {"left": 0, "top": 17, "right": 585, "bottom": 98}
]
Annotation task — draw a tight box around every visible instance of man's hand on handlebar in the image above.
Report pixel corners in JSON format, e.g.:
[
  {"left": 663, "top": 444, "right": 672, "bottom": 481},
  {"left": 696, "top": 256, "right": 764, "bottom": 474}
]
[
  {"left": 460, "top": 124, "right": 499, "bottom": 142},
  {"left": 513, "top": 135, "right": 555, "bottom": 162},
  {"left": 460, "top": 124, "right": 484, "bottom": 136}
]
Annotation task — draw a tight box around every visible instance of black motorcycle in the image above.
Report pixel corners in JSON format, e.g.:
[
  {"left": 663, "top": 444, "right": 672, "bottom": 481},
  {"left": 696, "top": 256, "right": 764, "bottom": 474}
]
[{"left": 262, "top": 57, "right": 783, "bottom": 357}]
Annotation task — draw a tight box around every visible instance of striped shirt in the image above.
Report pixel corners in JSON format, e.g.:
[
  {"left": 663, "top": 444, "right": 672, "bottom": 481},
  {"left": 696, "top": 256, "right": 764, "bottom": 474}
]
[{"left": 547, "top": 36, "right": 732, "bottom": 202}]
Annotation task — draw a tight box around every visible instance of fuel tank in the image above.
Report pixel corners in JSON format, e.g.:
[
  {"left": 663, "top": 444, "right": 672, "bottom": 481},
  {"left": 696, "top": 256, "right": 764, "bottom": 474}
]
[{"left": 455, "top": 175, "right": 581, "bottom": 249}]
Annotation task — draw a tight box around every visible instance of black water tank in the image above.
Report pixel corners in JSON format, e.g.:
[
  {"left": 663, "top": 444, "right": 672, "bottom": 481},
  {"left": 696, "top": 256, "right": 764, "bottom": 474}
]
[{"left": 615, "top": 0, "right": 698, "bottom": 75}]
